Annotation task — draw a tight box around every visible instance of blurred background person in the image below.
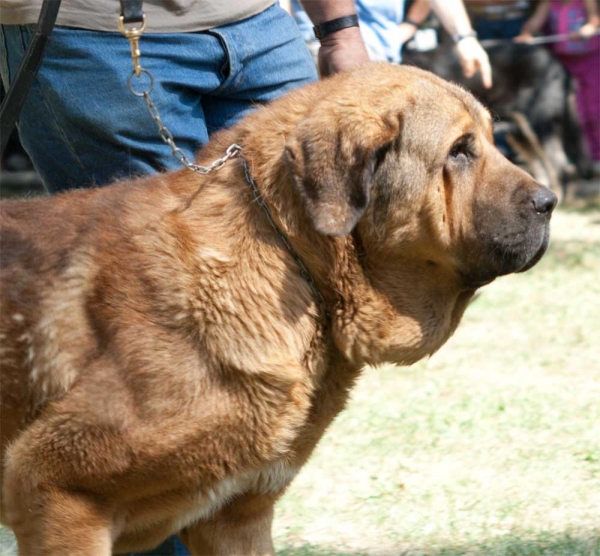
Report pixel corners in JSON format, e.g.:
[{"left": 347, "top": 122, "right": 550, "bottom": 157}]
[
  {"left": 290, "top": 0, "right": 407, "bottom": 62},
  {"left": 290, "top": 0, "right": 493, "bottom": 87},
  {"left": 398, "top": 0, "right": 439, "bottom": 49},
  {"left": 517, "top": 0, "right": 600, "bottom": 175},
  {"left": 465, "top": 0, "right": 531, "bottom": 41}
]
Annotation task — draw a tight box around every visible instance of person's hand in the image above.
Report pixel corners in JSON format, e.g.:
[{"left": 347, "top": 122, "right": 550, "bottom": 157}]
[
  {"left": 455, "top": 36, "right": 493, "bottom": 89},
  {"left": 571, "top": 20, "right": 599, "bottom": 40},
  {"left": 398, "top": 22, "right": 418, "bottom": 45},
  {"left": 513, "top": 32, "right": 534, "bottom": 43},
  {"left": 318, "top": 27, "right": 371, "bottom": 77}
]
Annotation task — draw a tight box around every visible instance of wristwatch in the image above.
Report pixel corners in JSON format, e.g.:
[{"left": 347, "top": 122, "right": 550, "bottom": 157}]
[
  {"left": 452, "top": 30, "right": 478, "bottom": 44},
  {"left": 313, "top": 14, "right": 360, "bottom": 41}
]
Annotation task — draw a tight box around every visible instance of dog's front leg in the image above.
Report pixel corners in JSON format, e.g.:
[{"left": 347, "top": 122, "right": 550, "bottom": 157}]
[
  {"left": 4, "top": 481, "right": 112, "bottom": 555},
  {"left": 179, "top": 493, "right": 277, "bottom": 556}
]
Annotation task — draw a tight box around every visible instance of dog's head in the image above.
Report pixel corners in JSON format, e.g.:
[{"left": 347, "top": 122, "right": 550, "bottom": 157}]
[
  {"left": 286, "top": 63, "right": 556, "bottom": 289},
  {"left": 282, "top": 64, "right": 556, "bottom": 364}
]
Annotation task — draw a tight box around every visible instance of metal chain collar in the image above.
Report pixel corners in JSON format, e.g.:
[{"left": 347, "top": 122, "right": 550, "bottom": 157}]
[
  {"left": 241, "top": 159, "right": 331, "bottom": 320},
  {"left": 119, "top": 20, "right": 330, "bottom": 323}
]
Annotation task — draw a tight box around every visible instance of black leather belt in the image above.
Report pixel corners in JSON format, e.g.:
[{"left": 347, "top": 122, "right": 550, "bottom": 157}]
[
  {"left": 0, "top": 0, "right": 62, "bottom": 156},
  {"left": 120, "top": 0, "right": 145, "bottom": 26}
]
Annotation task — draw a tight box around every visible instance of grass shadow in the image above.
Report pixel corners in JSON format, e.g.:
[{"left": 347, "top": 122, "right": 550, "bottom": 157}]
[
  {"left": 1, "top": 530, "right": 598, "bottom": 556},
  {"left": 278, "top": 531, "right": 600, "bottom": 556}
]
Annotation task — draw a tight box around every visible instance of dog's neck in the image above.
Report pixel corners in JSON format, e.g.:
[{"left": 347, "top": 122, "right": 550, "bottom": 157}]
[{"left": 190, "top": 114, "right": 473, "bottom": 370}]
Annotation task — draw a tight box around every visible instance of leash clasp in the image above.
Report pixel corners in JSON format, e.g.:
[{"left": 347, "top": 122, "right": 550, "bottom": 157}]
[{"left": 118, "top": 15, "right": 146, "bottom": 77}]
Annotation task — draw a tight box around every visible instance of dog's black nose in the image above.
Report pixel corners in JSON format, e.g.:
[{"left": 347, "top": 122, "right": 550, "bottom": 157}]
[{"left": 531, "top": 188, "right": 558, "bottom": 215}]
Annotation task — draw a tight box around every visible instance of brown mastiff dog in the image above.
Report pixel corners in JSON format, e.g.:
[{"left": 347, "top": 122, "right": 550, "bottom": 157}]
[{"left": 0, "top": 63, "right": 556, "bottom": 555}]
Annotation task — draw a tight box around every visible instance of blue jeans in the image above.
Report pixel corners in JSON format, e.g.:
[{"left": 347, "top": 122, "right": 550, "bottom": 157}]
[
  {"left": 0, "top": 5, "right": 315, "bottom": 556},
  {"left": 472, "top": 15, "right": 527, "bottom": 41},
  {"left": 0, "top": 3, "right": 317, "bottom": 192},
  {"left": 131, "top": 535, "right": 190, "bottom": 556}
]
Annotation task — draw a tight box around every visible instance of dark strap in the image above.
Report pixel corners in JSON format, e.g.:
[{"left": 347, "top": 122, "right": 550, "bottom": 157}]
[
  {"left": 0, "top": 0, "right": 61, "bottom": 156},
  {"left": 120, "top": 0, "right": 145, "bottom": 25},
  {"left": 404, "top": 18, "right": 421, "bottom": 29},
  {"left": 313, "top": 14, "right": 359, "bottom": 41}
]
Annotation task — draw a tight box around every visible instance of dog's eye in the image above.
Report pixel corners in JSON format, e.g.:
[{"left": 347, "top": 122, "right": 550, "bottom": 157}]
[
  {"left": 447, "top": 135, "right": 476, "bottom": 166},
  {"left": 450, "top": 146, "right": 468, "bottom": 159}
]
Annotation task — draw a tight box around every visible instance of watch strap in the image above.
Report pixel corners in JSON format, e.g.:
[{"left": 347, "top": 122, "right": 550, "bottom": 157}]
[
  {"left": 452, "top": 30, "right": 478, "bottom": 44},
  {"left": 313, "top": 14, "right": 359, "bottom": 41}
]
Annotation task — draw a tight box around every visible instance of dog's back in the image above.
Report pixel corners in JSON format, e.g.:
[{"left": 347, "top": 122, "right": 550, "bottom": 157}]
[{"left": 0, "top": 180, "right": 175, "bottom": 447}]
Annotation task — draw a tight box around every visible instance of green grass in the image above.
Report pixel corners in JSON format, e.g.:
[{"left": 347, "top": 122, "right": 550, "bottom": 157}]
[
  {"left": 0, "top": 529, "right": 15, "bottom": 556},
  {"left": 1, "top": 203, "right": 598, "bottom": 555},
  {"left": 273, "top": 202, "right": 600, "bottom": 555},
  {"left": 278, "top": 533, "right": 600, "bottom": 555}
]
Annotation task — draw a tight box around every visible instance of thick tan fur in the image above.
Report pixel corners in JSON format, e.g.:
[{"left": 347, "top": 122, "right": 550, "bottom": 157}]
[{"left": 0, "top": 64, "right": 554, "bottom": 555}]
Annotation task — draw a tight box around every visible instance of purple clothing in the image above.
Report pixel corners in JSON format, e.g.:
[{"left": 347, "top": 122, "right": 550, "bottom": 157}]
[
  {"left": 547, "top": 1, "right": 600, "bottom": 161},
  {"left": 548, "top": 0, "right": 600, "bottom": 55},
  {"left": 558, "top": 51, "right": 600, "bottom": 161}
]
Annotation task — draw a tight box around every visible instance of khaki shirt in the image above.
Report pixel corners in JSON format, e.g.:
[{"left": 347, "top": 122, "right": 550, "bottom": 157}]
[{"left": 0, "top": 0, "right": 276, "bottom": 33}]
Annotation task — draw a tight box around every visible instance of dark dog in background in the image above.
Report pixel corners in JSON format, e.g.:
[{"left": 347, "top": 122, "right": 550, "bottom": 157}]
[{"left": 403, "top": 40, "right": 592, "bottom": 197}]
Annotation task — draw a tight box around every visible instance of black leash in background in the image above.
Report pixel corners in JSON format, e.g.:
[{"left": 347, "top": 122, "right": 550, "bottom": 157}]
[
  {"left": 480, "top": 29, "right": 600, "bottom": 48},
  {"left": 0, "top": 0, "right": 61, "bottom": 157}
]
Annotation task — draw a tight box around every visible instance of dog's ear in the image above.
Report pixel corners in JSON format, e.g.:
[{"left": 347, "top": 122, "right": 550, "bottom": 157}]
[{"left": 285, "top": 109, "right": 400, "bottom": 236}]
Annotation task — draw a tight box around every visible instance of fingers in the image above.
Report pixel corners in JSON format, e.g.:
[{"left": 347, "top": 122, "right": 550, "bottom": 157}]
[
  {"left": 456, "top": 37, "right": 493, "bottom": 89},
  {"left": 398, "top": 22, "right": 418, "bottom": 46},
  {"left": 461, "top": 56, "right": 476, "bottom": 79},
  {"left": 477, "top": 51, "right": 493, "bottom": 89},
  {"left": 513, "top": 34, "right": 532, "bottom": 43},
  {"left": 576, "top": 22, "right": 598, "bottom": 39}
]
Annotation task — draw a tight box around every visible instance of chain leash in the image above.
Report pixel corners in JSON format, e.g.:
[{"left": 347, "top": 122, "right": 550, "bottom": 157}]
[
  {"left": 241, "top": 159, "right": 331, "bottom": 320},
  {"left": 119, "top": 18, "right": 330, "bottom": 323},
  {"left": 119, "top": 18, "right": 241, "bottom": 175}
]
